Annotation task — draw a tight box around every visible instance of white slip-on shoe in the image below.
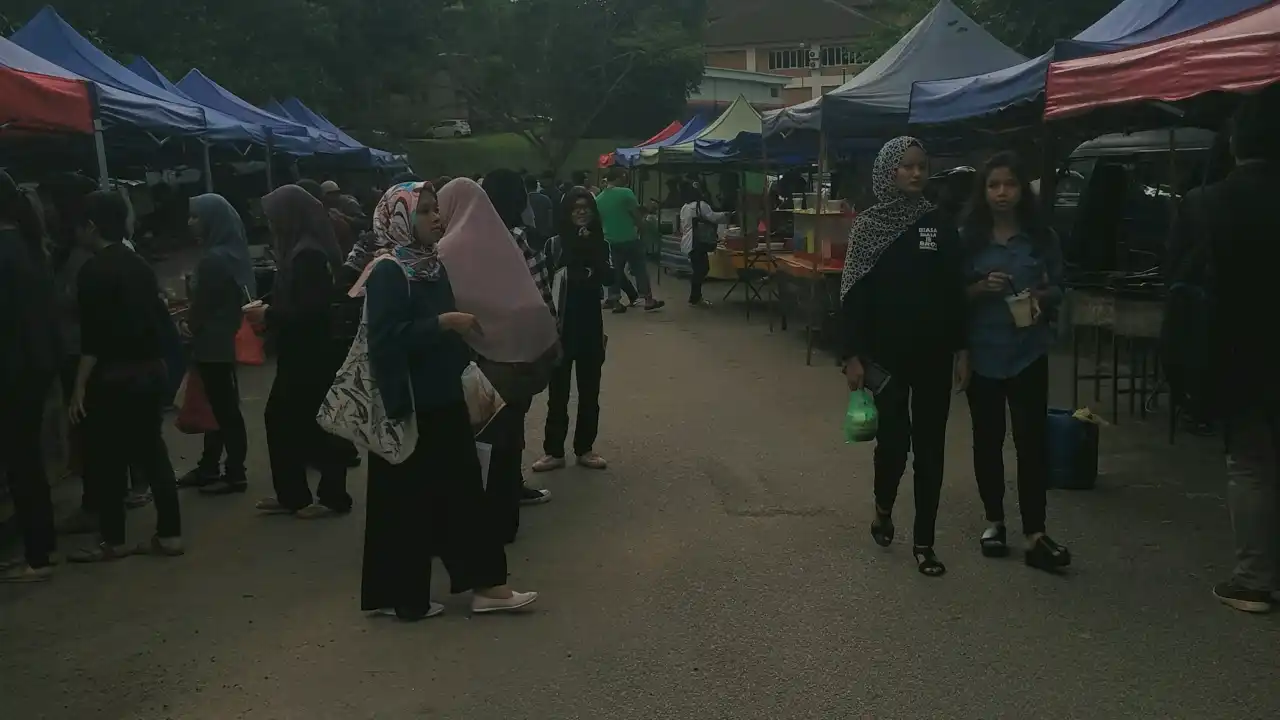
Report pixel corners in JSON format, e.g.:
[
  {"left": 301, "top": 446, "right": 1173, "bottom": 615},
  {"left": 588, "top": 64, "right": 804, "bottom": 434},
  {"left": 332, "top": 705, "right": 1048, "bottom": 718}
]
[
  {"left": 472, "top": 591, "right": 538, "bottom": 614},
  {"left": 369, "top": 603, "right": 445, "bottom": 620}
]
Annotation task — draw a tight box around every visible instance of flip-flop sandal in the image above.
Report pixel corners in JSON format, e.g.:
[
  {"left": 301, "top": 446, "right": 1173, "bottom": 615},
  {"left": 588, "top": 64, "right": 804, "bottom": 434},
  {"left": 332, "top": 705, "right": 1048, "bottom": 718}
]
[
  {"left": 913, "top": 546, "right": 947, "bottom": 577},
  {"left": 980, "top": 525, "right": 1009, "bottom": 558},
  {"left": 1025, "top": 535, "right": 1071, "bottom": 572},
  {"left": 871, "top": 511, "right": 895, "bottom": 548}
]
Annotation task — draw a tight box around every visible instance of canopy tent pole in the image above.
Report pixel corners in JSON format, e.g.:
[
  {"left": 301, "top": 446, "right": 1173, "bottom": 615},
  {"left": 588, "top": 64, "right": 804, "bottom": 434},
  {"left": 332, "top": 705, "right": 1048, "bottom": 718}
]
[
  {"left": 1167, "top": 128, "right": 1179, "bottom": 227},
  {"left": 655, "top": 166, "right": 663, "bottom": 286},
  {"left": 93, "top": 120, "right": 109, "bottom": 191},
  {"left": 265, "top": 131, "right": 275, "bottom": 191},
  {"left": 1038, "top": 128, "right": 1059, "bottom": 223},
  {"left": 762, "top": 137, "right": 775, "bottom": 333},
  {"left": 202, "top": 141, "right": 214, "bottom": 193}
]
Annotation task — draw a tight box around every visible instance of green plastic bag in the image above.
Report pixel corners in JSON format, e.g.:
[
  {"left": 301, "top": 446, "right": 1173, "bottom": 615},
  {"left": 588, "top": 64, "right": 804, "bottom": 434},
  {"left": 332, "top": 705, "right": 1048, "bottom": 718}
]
[{"left": 843, "top": 389, "right": 879, "bottom": 443}]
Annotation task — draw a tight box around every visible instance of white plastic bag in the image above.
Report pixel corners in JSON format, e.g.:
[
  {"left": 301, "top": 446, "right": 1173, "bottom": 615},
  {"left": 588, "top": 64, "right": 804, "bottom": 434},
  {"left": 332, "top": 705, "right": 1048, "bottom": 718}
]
[
  {"left": 462, "top": 361, "right": 506, "bottom": 433},
  {"left": 475, "top": 442, "right": 493, "bottom": 490}
]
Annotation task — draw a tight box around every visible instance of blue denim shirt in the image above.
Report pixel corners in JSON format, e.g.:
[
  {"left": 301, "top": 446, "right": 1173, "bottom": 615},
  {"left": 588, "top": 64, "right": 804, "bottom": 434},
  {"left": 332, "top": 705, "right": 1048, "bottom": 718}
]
[{"left": 966, "top": 231, "right": 1063, "bottom": 379}]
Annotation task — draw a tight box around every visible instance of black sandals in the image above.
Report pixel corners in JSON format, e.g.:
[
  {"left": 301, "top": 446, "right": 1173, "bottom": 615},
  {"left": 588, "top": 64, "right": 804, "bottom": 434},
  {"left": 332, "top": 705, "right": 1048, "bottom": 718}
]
[
  {"left": 912, "top": 546, "right": 947, "bottom": 577},
  {"left": 870, "top": 510, "right": 895, "bottom": 547},
  {"left": 979, "top": 524, "right": 1009, "bottom": 558},
  {"left": 1025, "top": 535, "right": 1072, "bottom": 572}
]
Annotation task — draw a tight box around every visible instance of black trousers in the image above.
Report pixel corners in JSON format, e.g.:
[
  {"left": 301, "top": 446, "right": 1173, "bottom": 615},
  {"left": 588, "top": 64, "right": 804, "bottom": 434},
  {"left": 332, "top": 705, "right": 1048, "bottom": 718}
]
[
  {"left": 196, "top": 362, "right": 248, "bottom": 481},
  {"left": 544, "top": 348, "right": 604, "bottom": 458},
  {"left": 478, "top": 395, "right": 532, "bottom": 544},
  {"left": 63, "top": 355, "right": 150, "bottom": 507},
  {"left": 265, "top": 352, "right": 351, "bottom": 512},
  {"left": 688, "top": 248, "right": 710, "bottom": 303},
  {"left": 0, "top": 377, "right": 57, "bottom": 568},
  {"left": 966, "top": 355, "right": 1051, "bottom": 536},
  {"left": 361, "top": 401, "right": 507, "bottom": 613},
  {"left": 872, "top": 352, "right": 954, "bottom": 548},
  {"left": 83, "top": 367, "right": 180, "bottom": 547}
]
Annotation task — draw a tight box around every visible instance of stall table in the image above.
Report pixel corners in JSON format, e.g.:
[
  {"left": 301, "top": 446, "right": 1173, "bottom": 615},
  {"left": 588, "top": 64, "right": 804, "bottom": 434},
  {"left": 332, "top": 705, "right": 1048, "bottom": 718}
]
[
  {"left": 1066, "top": 285, "right": 1167, "bottom": 431},
  {"left": 774, "top": 255, "right": 843, "bottom": 365}
]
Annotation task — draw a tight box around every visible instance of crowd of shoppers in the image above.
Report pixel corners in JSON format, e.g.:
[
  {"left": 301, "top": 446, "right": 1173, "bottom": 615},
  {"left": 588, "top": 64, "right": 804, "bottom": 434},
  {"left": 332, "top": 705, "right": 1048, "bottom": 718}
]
[{"left": 2, "top": 121, "right": 1272, "bottom": 620}]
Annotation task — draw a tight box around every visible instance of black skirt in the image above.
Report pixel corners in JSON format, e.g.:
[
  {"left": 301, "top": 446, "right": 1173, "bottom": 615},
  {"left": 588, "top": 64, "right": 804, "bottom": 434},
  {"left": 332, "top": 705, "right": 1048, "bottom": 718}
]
[{"left": 360, "top": 401, "right": 507, "bottom": 613}]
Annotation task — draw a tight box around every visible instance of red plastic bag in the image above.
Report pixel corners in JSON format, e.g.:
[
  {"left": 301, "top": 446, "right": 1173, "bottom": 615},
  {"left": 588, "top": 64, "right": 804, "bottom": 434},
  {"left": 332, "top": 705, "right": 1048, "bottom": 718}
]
[
  {"left": 175, "top": 369, "right": 219, "bottom": 434},
  {"left": 234, "top": 316, "right": 265, "bottom": 366}
]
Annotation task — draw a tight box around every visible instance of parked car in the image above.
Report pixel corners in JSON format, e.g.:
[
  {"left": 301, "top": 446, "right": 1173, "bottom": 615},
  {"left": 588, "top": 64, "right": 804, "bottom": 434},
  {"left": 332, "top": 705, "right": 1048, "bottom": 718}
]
[
  {"left": 1051, "top": 128, "right": 1217, "bottom": 273},
  {"left": 430, "top": 119, "right": 472, "bottom": 139}
]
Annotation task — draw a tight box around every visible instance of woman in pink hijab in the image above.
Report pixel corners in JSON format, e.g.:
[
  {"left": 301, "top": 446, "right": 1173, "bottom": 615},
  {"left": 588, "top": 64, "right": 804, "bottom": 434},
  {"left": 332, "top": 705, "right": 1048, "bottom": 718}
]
[{"left": 435, "top": 178, "right": 559, "bottom": 364}]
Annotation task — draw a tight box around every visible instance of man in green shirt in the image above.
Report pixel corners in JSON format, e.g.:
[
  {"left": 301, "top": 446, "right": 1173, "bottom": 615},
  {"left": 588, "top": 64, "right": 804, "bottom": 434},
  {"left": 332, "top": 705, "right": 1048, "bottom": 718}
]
[{"left": 595, "top": 168, "right": 664, "bottom": 313}]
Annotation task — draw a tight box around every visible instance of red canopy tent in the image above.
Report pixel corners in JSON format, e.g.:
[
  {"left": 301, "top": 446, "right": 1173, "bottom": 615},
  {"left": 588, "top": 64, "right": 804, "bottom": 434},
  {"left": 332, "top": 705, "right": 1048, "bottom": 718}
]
[
  {"left": 1045, "top": 2, "right": 1280, "bottom": 121},
  {"left": 0, "top": 65, "right": 94, "bottom": 135},
  {"left": 598, "top": 120, "right": 682, "bottom": 168}
]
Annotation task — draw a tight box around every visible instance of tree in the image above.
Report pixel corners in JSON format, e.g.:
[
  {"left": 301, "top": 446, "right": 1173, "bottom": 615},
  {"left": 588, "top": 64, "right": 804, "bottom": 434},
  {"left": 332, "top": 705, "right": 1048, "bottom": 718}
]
[
  {"left": 443, "top": 0, "right": 706, "bottom": 173},
  {"left": 1, "top": 1, "right": 447, "bottom": 131}
]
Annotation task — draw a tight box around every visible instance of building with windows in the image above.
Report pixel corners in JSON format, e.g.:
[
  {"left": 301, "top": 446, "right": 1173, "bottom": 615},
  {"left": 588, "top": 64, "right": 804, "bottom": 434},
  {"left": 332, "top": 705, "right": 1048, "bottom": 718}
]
[
  {"left": 705, "top": 0, "right": 880, "bottom": 105},
  {"left": 689, "top": 66, "right": 792, "bottom": 114}
]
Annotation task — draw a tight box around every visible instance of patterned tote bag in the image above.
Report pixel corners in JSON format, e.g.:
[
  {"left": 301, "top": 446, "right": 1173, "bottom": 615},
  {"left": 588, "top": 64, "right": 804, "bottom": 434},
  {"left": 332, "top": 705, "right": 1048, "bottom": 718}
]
[{"left": 316, "top": 258, "right": 418, "bottom": 464}]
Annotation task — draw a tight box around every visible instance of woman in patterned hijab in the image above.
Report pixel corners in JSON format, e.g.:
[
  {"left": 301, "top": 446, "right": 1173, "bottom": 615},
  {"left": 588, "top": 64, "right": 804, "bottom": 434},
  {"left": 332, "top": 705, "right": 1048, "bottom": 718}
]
[
  {"left": 837, "top": 135, "right": 968, "bottom": 581},
  {"left": 840, "top": 136, "right": 936, "bottom": 299},
  {"left": 344, "top": 181, "right": 438, "bottom": 278}
]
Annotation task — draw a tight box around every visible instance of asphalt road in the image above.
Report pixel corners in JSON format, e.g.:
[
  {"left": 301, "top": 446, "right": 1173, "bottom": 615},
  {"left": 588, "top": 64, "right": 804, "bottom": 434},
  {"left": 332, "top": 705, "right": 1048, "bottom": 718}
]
[{"left": 2, "top": 277, "right": 1278, "bottom": 720}]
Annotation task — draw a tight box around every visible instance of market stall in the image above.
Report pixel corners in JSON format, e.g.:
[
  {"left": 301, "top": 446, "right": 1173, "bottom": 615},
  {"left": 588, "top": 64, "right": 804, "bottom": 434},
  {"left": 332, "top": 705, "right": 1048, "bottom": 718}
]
[{"left": 1044, "top": 2, "right": 1280, "bottom": 122}]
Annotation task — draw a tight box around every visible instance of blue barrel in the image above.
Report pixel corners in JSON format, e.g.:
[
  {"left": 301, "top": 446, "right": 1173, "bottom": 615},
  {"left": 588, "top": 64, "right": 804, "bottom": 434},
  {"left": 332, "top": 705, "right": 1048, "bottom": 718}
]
[{"left": 1046, "top": 408, "right": 1099, "bottom": 490}]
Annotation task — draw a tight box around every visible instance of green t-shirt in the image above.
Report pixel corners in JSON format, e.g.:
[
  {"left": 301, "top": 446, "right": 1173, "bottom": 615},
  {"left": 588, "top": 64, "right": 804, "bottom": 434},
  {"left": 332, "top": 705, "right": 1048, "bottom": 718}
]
[{"left": 595, "top": 186, "right": 639, "bottom": 244}]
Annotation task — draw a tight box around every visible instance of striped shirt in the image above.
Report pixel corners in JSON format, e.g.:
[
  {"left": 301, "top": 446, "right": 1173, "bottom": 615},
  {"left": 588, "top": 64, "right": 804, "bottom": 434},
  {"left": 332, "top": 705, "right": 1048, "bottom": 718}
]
[{"left": 512, "top": 227, "right": 554, "bottom": 312}]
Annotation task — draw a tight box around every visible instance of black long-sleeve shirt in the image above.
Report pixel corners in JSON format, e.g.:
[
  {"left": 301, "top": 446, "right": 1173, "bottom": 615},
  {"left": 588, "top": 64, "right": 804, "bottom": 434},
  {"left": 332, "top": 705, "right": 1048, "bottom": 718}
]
[
  {"left": 0, "top": 227, "right": 59, "bottom": 393},
  {"left": 543, "top": 234, "right": 613, "bottom": 359},
  {"left": 77, "top": 242, "right": 169, "bottom": 366},
  {"left": 840, "top": 210, "right": 967, "bottom": 367},
  {"left": 265, "top": 248, "right": 336, "bottom": 367}
]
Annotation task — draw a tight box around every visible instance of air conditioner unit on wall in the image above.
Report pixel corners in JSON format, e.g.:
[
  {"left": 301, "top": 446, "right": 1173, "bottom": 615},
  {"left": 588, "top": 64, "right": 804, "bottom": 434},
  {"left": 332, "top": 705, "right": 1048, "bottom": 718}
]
[
  {"left": 808, "top": 48, "right": 821, "bottom": 61},
  {"left": 808, "top": 59, "right": 821, "bottom": 69}
]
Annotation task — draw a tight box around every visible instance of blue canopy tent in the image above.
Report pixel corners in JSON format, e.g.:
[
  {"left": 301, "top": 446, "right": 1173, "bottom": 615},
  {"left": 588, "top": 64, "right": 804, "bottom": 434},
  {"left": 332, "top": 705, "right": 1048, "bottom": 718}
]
[
  {"left": 127, "top": 56, "right": 269, "bottom": 150},
  {"left": 613, "top": 115, "right": 709, "bottom": 168},
  {"left": 763, "top": 0, "right": 1025, "bottom": 138},
  {"left": 177, "top": 69, "right": 327, "bottom": 159},
  {"left": 908, "top": 0, "right": 1270, "bottom": 126},
  {"left": 276, "top": 97, "right": 405, "bottom": 168},
  {"left": 9, "top": 7, "right": 213, "bottom": 138},
  {"left": 263, "top": 98, "right": 379, "bottom": 169}
]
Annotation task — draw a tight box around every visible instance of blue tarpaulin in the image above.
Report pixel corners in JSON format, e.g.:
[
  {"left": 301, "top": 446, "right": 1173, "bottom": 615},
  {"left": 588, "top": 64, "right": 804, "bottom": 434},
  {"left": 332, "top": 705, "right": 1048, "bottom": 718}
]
[
  {"left": 126, "top": 56, "right": 268, "bottom": 147},
  {"left": 908, "top": 0, "right": 1269, "bottom": 125},
  {"left": 764, "top": 0, "right": 1025, "bottom": 138},
  {"left": 276, "top": 97, "right": 406, "bottom": 168},
  {"left": 9, "top": 7, "right": 211, "bottom": 136},
  {"left": 177, "top": 69, "right": 328, "bottom": 156},
  {"left": 613, "top": 115, "right": 708, "bottom": 167}
]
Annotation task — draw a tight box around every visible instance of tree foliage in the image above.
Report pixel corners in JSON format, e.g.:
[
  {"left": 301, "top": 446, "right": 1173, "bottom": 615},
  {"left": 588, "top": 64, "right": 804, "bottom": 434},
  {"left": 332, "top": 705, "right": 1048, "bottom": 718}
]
[
  {"left": 444, "top": 0, "right": 706, "bottom": 172},
  {"left": 0, "top": 1, "right": 449, "bottom": 131},
  {"left": 1, "top": 1, "right": 704, "bottom": 170}
]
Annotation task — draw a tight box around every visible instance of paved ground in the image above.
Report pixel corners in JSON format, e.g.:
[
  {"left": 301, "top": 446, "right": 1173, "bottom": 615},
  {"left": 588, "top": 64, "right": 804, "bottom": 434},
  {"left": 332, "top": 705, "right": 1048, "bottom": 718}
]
[{"left": 2, "top": 275, "right": 1278, "bottom": 720}]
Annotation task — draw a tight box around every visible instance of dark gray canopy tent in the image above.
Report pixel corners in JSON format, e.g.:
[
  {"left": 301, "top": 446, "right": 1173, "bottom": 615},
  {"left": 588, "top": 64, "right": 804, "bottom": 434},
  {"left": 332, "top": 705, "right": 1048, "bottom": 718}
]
[{"left": 762, "top": 0, "right": 1025, "bottom": 141}]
